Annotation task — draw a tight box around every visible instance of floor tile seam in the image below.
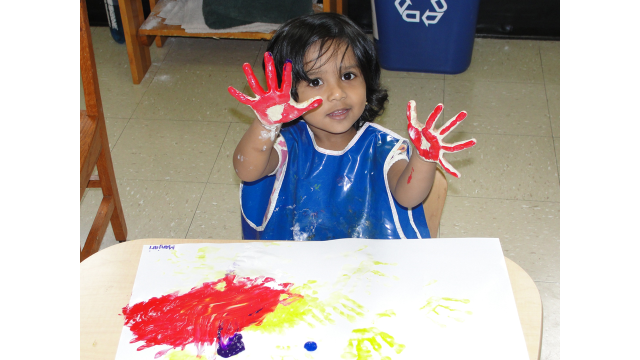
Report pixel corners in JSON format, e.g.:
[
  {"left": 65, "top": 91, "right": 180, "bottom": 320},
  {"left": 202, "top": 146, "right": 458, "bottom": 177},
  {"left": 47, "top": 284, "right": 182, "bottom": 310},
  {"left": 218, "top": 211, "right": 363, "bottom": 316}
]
[
  {"left": 128, "top": 116, "right": 242, "bottom": 123},
  {"left": 443, "top": 78, "right": 546, "bottom": 86},
  {"left": 93, "top": 64, "right": 141, "bottom": 71},
  {"left": 155, "top": 60, "right": 172, "bottom": 74},
  {"left": 108, "top": 116, "right": 133, "bottom": 153},
  {"left": 251, "top": 43, "right": 263, "bottom": 68},
  {"left": 154, "top": 63, "right": 254, "bottom": 73},
  {"left": 183, "top": 181, "right": 211, "bottom": 239},
  {"left": 126, "top": 67, "right": 162, "bottom": 120},
  {"left": 539, "top": 47, "right": 554, "bottom": 135},
  {"left": 205, "top": 122, "right": 233, "bottom": 184},
  {"left": 152, "top": 39, "right": 177, "bottom": 65},
  {"left": 188, "top": 123, "right": 233, "bottom": 237},
  {"left": 441, "top": 79, "right": 446, "bottom": 113},
  {"left": 538, "top": 46, "right": 560, "bottom": 185},
  {"left": 445, "top": 194, "right": 560, "bottom": 204},
  {"left": 116, "top": 178, "right": 209, "bottom": 184},
  {"left": 381, "top": 75, "right": 445, "bottom": 80},
  {"left": 384, "top": 127, "right": 557, "bottom": 139},
  {"left": 159, "top": 38, "right": 185, "bottom": 69},
  {"left": 434, "top": 129, "right": 557, "bottom": 138},
  {"left": 206, "top": 180, "right": 241, "bottom": 186},
  {"left": 529, "top": 279, "right": 560, "bottom": 285},
  {"left": 151, "top": 54, "right": 241, "bottom": 79}
]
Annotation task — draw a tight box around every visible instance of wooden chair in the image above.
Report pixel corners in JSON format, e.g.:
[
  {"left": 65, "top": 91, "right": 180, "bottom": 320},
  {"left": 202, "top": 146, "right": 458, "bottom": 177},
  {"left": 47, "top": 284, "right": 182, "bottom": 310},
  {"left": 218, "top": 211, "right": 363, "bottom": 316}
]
[
  {"left": 81, "top": 0, "right": 127, "bottom": 262},
  {"left": 423, "top": 168, "right": 448, "bottom": 237}
]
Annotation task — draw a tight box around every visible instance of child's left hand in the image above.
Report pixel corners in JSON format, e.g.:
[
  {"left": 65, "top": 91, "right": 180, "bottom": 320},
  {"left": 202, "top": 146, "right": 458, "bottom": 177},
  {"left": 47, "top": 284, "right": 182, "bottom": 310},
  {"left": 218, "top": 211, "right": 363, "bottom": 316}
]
[{"left": 407, "top": 101, "right": 477, "bottom": 178}]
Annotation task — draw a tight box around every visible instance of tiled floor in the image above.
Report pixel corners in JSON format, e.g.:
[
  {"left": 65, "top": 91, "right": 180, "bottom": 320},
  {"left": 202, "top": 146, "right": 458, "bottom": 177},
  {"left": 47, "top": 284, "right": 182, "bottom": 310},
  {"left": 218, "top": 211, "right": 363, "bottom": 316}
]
[{"left": 81, "top": 27, "right": 559, "bottom": 359}]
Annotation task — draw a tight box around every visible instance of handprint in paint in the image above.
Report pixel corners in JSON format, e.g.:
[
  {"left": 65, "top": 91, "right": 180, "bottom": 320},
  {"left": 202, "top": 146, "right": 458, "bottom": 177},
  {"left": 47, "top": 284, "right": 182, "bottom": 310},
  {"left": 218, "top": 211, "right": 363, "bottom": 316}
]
[
  {"left": 420, "top": 295, "right": 473, "bottom": 327},
  {"left": 342, "top": 327, "right": 406, "bottom": 360}
]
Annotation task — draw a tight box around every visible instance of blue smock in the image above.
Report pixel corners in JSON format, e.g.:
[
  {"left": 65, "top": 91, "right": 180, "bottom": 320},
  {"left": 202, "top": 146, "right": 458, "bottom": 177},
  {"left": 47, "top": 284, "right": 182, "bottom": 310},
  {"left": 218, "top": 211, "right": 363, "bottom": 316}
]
[{"left": 240, "top": 121, "right": 430, "bottom": 240}]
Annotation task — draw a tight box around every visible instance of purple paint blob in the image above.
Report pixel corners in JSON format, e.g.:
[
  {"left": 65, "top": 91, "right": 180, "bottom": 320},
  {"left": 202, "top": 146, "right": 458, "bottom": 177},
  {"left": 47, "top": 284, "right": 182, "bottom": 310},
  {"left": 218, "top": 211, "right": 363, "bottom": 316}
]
[{"left": 217, "top": 333, "right": 245, "bottom": 358}]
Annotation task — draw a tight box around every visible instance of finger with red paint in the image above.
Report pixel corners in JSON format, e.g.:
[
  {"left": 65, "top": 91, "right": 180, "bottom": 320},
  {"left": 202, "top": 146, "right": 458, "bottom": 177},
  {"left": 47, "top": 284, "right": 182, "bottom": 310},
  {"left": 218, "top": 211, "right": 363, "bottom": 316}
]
[
  {"left": 228, "top": 52, "right": 323, "bottom": 128},
  {"left": 407, "top": 100, "right": 477, "bottom": 178}
]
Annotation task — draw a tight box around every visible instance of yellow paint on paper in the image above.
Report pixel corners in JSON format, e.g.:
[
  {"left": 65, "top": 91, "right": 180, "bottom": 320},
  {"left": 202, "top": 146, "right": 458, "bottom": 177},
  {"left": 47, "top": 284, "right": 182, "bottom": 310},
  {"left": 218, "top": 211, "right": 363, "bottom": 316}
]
[
  {"left": 341, "top": 327, "right": 405, "bottom": 360},
  {"left": 420, "top": 296, "right": 472, "bottom": 327},
  {"left": 165, "top": 350, "right": 201, "bottom": 360},
  {"left": 247, "top": 281, "right": 366, "bottom": 334}
]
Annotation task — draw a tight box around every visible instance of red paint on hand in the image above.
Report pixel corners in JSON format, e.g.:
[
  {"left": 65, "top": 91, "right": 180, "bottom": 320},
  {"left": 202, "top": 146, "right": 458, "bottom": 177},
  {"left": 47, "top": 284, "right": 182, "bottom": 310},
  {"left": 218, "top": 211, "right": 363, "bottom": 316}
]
[
  {"left": 407, "top": 101, "right": 477, "bottom": 178},
  {"left": 122, "top": 274, "right": 302, "bottom": 355},
  {"left": 228, "top": 52, "right": 322, "bottom": 127}
]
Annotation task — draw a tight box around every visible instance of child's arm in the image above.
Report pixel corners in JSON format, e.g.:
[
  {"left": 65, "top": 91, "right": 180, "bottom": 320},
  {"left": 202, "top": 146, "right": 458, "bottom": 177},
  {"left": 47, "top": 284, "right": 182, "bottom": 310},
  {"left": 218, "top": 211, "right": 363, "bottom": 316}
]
[
  {"left": 387, "top": 153, "right": 437, "bottom": 209},
  {"left": 233, "top": 119, "right": 282, "bottom": 182},
  {"left": 229, "top": 52, "right": 322, "bottom": 182},
  {"left": 388, "top": 101, "right": 477, "bottom": 208}
]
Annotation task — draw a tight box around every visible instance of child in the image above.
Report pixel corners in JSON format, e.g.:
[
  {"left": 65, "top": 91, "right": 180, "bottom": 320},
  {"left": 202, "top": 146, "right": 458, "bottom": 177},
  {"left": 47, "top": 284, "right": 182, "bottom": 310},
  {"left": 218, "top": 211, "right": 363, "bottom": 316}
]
[{"left": 228, "top": 13, "right": 476, "bottom": 240}]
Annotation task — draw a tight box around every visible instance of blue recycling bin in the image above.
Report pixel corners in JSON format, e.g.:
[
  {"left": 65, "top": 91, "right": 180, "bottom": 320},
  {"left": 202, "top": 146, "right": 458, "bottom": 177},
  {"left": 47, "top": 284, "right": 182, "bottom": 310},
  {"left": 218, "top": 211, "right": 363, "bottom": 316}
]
[{"left": 372, "top": 0, "right": 480, "bottom": 74}]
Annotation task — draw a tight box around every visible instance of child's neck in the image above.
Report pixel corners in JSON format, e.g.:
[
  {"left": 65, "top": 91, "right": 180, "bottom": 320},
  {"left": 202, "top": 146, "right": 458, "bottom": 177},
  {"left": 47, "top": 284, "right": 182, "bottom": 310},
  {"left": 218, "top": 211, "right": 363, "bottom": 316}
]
[{"left": 308, "top": 125, "right": 358, "bottom": 152}]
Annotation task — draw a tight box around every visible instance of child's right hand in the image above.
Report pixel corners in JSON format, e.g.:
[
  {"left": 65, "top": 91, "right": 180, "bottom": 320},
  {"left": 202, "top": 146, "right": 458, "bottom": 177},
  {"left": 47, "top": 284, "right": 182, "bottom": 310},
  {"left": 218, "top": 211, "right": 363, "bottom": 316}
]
[{"left": 228, "top": 52, "right": 323, "bottom": 129}]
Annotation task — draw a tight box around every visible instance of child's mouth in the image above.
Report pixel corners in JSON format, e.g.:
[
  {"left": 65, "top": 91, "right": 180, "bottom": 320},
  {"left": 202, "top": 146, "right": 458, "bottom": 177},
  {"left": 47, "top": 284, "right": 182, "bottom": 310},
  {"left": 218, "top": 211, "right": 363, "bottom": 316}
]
[{"left": 327, "top": 109, "right": 349, "bottom": 120}]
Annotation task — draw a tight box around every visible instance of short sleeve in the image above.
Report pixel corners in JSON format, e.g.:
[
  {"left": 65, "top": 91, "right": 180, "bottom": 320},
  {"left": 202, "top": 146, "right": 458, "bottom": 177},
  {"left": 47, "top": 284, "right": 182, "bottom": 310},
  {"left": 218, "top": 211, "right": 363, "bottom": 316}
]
[{"left": 388, "top": 140, "right": 410, "bottom": 166}]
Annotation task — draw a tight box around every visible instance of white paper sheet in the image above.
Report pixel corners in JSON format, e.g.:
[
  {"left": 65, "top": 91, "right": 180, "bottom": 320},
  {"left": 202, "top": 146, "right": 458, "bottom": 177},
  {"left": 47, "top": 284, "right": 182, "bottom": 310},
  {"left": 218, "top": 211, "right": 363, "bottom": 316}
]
[{"left": 115, "top": 238, "right": 529, "bottom": 360}]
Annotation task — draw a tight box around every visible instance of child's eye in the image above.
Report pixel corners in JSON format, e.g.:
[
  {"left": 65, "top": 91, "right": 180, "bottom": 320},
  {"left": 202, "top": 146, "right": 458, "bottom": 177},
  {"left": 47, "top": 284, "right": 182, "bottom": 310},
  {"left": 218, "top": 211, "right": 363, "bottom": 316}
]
[
  {"left": 309, "top": 78, "right": 323, "bottom": 87},
  {"left": 342, "top": 72, "right": 357, "bottom": 81}
]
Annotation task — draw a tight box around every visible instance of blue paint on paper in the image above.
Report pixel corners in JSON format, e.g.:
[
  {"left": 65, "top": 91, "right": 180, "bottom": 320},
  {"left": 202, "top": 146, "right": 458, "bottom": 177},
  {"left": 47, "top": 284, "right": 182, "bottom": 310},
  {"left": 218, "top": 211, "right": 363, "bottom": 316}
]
[{"left": 304, "top": 341, "right": 317, "bottom": 351}]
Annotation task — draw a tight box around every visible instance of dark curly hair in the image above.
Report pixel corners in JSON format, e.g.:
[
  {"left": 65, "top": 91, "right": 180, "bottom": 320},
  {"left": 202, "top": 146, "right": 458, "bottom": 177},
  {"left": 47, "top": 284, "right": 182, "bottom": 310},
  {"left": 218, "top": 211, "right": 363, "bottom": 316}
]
[{"left": 264, "top": 12, "right": 388, "bottom": 130}]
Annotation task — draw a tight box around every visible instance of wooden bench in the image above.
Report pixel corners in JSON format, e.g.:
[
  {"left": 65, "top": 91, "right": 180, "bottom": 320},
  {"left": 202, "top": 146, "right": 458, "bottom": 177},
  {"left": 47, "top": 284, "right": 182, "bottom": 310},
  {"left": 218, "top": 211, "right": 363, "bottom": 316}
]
[{"left": 119, "top": 0, "right": 347, "bottom": 84}]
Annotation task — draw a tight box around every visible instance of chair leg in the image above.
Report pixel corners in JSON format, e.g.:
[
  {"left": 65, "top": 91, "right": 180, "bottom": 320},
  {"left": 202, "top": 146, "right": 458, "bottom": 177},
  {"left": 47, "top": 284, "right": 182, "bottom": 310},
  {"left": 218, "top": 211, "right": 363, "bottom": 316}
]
[
  {"left": 95, "top": 122, "right": 128, "bottom": 242},
  {"left": 80, "top": 134, "right": 101, "bottom": 200},
  {"left": 81, "top": 196, "right": 115, "bottom": 262}
]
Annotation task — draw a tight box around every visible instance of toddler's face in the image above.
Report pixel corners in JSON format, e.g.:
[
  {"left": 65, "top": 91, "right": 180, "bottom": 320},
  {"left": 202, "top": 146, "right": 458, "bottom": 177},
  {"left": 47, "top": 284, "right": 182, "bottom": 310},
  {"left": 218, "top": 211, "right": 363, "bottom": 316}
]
[{"left": 296, "top": 42, "right": 367, "bottom": 137}]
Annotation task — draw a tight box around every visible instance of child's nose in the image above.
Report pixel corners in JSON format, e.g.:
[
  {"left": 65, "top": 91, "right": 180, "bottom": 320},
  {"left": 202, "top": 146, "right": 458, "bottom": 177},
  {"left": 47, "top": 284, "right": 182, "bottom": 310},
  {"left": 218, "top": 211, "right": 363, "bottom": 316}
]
[{"left": 327, "top": 83, "right": 347, "bottom": 102}]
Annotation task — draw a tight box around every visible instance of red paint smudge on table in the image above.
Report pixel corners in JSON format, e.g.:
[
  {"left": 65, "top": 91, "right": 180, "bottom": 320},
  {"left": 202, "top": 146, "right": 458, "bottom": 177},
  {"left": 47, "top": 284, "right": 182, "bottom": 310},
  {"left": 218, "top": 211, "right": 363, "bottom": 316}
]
[
  {"left": 122, "top": 274, "right": 302, "bottom": 356},
  {"left": 407, "top": 167, "right": 414, "bottom": 184}
]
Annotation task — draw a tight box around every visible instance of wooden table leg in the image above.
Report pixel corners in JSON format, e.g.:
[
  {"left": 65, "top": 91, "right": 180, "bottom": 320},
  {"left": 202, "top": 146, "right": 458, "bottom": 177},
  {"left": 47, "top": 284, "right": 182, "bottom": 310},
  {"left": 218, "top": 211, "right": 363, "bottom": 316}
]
[
  {"left": 324, "top": 0, "right": 347, "bottom": 14},
  {"left": 119, "top": 0, "right": 152, "bottom": 84},
  {"left": 155, "top": 36, "right": 168, "bottom": 48},
  {"left": 148, "top": 0, "right": 168, "bottom": 48}
]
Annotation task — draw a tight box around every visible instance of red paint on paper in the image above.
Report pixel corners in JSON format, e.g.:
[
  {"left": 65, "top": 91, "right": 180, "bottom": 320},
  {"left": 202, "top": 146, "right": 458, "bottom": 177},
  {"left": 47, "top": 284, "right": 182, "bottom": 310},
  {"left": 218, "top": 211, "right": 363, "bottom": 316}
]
[{"left": 122, "top": 274, "right": 302, "bottom": 355}]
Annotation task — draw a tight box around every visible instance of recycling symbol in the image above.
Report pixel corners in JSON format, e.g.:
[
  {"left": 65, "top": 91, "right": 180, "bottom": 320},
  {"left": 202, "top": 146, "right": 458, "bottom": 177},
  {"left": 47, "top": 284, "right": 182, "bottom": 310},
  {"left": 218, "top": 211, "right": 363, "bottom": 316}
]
[{"left": 395, "top": 0, "right": 447, "bottom": 26}]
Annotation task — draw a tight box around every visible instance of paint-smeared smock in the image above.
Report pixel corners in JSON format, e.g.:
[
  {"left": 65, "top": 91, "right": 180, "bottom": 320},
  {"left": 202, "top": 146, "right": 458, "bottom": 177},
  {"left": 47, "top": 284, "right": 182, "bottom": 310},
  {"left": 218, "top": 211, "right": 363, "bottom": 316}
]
[{"left": 240, "top": 121, "right": 430, "bottom": 240}]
